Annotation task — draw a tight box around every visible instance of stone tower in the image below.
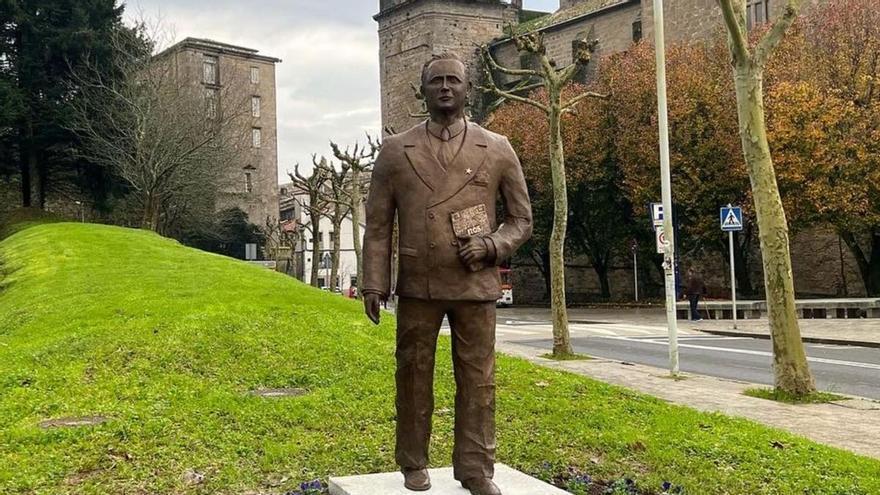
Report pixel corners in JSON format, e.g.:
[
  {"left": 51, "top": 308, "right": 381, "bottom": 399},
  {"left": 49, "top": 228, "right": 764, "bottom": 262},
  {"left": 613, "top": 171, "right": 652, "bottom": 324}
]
[{"left": 375, "top": 0, "right": 521, "bottom": 134}]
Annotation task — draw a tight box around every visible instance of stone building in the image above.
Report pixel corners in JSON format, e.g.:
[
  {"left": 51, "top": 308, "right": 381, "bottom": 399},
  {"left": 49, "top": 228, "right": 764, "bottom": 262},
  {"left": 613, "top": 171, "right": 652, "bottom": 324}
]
[
  {"left": 158, "top": 37, "right": 282, "bottom": 230},
  {"left": 373, "top": 0, "right": 866, "bottom": 302},
  {"left": 376, "top": 0, "right": 797, "bottom": 134}
]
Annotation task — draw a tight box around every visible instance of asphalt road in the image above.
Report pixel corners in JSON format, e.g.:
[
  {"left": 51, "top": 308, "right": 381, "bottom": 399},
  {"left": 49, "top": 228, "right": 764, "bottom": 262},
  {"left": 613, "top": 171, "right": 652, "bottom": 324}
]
[{"left": 443, "top": 313, "right": 880, "bottom": 400}]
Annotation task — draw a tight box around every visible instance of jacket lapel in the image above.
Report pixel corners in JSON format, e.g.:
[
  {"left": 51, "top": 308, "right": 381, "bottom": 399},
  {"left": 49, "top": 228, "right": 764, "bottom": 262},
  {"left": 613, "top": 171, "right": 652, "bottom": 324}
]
[
  {"left": 403, "top": 121, "right": 442, "bottom": 192},
  {"left": 428, "top": 122, "right": 489, "bottom": 208}
]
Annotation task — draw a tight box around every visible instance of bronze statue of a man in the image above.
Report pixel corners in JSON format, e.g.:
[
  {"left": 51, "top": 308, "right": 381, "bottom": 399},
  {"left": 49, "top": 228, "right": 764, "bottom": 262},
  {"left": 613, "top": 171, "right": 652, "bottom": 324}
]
[{"left": 362, "top": 52, "right": 532, "bottom": 495}]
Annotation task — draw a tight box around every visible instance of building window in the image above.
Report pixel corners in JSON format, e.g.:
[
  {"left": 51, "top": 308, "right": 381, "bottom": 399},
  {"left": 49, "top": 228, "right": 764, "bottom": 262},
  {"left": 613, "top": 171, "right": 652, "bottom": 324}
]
[
  {"left": 329, "top": 230, "right": 335, "bottom": 249},
  {"left": 317, "top": 231, "right": 323, "bottom": 249},
  {"left": 252, "top": 96, "right": 261, "bottom": 118},
  {"left": 250, "top": 66, "right": 260, "bottom": 84},
  {"left": 205, "top": 88, "right": 218, "bottom": 118},
  {"left": 632, "top": 19, "right": 642, "bottom": 42},
  {"left": 244, "top": 172, "right": 253, "bottom": 193},
  {"left": 252, "top": 127, "right": 262, "bottom": 148},
  {"left": 747, "top": 0, "right": 770, "bottom": 30},
  {"left": 203, "top": 55, "right": 218, "bottom": 85}
]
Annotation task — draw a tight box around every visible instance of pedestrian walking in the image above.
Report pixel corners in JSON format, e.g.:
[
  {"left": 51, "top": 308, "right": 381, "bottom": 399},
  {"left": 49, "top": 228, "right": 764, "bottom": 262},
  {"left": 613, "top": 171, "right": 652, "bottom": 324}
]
[{"left": 686, "top": 266, "right": 706, "bottom": 321}]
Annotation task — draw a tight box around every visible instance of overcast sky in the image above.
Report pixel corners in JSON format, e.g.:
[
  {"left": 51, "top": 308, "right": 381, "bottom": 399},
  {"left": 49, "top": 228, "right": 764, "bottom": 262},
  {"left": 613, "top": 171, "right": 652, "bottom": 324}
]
[{"left": 122, "top": 1, "right": 559, "bottom": 184}]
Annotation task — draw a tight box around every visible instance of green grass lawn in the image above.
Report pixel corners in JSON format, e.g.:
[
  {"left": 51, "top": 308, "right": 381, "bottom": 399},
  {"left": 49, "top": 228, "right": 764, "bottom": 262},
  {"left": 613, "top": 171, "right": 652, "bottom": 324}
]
[{"left": 1, "top": 222, "right": 879, "bottom": 495}]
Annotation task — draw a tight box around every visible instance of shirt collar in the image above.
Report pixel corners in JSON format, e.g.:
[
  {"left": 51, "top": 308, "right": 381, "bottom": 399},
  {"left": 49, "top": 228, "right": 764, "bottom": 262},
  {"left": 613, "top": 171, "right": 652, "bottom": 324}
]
[{"left": 426, "top": 118, "right": 466, "bottom": 141}]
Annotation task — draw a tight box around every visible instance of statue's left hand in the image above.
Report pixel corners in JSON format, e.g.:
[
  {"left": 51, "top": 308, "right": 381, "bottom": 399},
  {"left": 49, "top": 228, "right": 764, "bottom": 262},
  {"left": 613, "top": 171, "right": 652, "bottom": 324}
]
[{"left": 458, "top": 236, "right": 488, "bottom": 265}]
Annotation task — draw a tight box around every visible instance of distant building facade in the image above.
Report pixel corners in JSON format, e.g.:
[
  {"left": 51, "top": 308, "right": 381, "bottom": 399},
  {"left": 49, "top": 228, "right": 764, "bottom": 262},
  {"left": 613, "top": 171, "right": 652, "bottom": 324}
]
[
  {"left": 374, "top": 0, "right": 865, "bottom": 302},
  {"left": 159, "top": 38, "right": 282, "bottom": 230},
  {"left": 376, "top": 0, "right": 802, "bottom": 134}
]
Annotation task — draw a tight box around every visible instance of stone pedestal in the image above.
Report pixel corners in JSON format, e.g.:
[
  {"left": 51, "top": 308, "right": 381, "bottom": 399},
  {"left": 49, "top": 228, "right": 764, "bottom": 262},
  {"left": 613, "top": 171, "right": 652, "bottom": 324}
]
[{"left": 328, "top": 464, "right": 568, "bottom": 495}]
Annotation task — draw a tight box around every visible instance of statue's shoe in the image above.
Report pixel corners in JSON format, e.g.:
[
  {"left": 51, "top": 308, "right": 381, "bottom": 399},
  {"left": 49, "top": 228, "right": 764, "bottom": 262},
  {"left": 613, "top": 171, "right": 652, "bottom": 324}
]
[
  {"left": 461, "top": 477, "right": 502, "bottom": 495},
  {"left": 402, "top": 467, "right": 431, "bottom": 491}
]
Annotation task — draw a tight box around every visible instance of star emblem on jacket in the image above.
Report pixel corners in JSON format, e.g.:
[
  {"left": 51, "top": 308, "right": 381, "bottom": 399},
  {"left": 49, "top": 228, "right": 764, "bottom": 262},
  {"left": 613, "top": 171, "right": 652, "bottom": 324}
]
[{"left": 466, "top": 168, "right": 472, "bottom": 175}]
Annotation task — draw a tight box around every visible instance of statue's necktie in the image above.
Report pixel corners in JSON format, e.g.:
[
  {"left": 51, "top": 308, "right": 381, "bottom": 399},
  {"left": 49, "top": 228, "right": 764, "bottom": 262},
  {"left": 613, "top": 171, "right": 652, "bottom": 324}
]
[{"left": 438, "top": 127, "right": 454, "bottom": 172}]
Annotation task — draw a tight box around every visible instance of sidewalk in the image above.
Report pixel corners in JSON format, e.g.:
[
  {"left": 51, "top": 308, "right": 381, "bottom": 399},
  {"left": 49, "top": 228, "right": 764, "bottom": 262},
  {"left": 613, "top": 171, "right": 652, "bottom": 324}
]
[
  {"left": 693, "top": 318, "right": 880, "bottom": 347},
  {"left": 497, "top": 339, "right": 880, "bottom": 460}
]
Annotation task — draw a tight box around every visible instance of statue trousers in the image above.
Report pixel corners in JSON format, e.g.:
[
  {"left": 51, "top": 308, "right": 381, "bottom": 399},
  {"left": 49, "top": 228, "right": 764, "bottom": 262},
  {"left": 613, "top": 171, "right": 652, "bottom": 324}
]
[{"left": 395, "top": 296, "right": 496, "bottom": 481}]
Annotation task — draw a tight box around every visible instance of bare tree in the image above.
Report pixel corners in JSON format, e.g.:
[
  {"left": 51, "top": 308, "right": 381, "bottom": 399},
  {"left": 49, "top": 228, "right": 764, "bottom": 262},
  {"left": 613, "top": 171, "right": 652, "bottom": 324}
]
[
  {"left": 481, "top": 33, "right": 606, "bottom": 357},
  {"left": 68, "top": 24, "right": 251, "bottom": 233},
  {"left": 716, "top": 0, "right": 815, "bottom": 394},
  {"left": 317, "top": 157, "right": 351, "bottom": 292},
  {"left": 331, "top": 134, "right": 379, "bottom": 299},
  {"left": 289, "top": 161, "right": 328, "bottom": 287}
]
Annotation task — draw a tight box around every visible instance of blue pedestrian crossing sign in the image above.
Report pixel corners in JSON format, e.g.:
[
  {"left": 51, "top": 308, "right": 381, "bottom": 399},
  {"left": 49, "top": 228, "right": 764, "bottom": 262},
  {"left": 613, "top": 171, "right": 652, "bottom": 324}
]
[{"left": 720, "top": 206, "right": 744, "bottom": 232}]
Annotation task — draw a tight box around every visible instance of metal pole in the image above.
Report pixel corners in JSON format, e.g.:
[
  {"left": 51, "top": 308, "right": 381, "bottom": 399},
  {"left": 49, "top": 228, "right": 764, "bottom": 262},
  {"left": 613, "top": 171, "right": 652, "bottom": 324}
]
[
  {"left": 729, "top": 229, "right": 738, "bottom": 329},
  {"left": 653, "top": 0, "right": 679, "bottom": 376},
  {"left": 633, "top": 248, "right": 640, "bottom": 302}
]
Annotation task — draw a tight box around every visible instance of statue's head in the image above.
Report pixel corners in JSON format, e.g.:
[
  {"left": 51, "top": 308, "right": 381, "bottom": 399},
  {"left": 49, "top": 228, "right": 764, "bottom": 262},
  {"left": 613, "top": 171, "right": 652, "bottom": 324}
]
[{"left": 420, "top": 52, "right": 468, "bottom": 119}]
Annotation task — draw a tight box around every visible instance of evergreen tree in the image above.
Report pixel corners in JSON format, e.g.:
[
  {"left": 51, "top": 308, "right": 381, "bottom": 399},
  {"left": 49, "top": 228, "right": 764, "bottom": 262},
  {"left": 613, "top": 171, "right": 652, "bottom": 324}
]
[{"left": 0, "top": 0, "right": 127, "bottom": 208}]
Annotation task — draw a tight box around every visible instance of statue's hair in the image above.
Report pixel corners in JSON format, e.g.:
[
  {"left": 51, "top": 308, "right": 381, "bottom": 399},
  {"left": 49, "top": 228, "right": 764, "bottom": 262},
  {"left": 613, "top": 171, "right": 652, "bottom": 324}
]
[{"left": 420, "top": 51, "right": 467, "bottom": 86}]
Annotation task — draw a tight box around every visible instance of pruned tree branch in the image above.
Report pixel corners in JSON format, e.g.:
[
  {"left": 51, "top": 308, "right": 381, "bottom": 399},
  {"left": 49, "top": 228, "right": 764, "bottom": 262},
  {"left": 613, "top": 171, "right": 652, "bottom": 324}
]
[
  {"left": 717, "top": 0, "right": 750, "bottom": 64},
  {"left": 754, "top": 0, "right": 804, "bottom": 67}
]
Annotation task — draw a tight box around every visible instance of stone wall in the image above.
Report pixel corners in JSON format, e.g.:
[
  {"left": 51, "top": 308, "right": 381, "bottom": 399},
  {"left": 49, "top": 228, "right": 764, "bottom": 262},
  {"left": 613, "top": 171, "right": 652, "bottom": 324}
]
[
  {"left": 376, "top": 0, "right": 515, "bottom": 134},
  {"left": 510, "top": 224, "right": 868, "bottom": 304},
  {"left": 491, "top": 2, "right": 641, "bottom": 75}
]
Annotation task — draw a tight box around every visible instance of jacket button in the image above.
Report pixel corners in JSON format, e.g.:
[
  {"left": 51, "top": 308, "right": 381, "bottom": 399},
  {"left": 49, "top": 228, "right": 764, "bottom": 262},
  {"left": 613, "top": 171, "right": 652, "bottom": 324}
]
[
  {"left": 428, "top": 212, "right": 435, "bottom": 220},
  {"left": 451, "top": 240, "right": 459, "bottom": 247},
  {"left": 429, "top": 242, "right": 436, "bottom": 248}
]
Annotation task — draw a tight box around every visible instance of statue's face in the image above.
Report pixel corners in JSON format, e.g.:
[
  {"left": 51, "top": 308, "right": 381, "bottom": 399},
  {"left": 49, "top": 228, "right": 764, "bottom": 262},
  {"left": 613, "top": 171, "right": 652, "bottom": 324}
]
[{"left": 422, "top": 59, "right": 468, "bottom": 116}]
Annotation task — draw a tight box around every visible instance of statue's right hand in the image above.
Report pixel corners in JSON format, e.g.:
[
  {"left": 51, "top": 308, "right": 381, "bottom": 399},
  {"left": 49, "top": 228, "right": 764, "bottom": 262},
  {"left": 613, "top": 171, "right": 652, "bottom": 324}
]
[{"left": 364, "top": 293, "right": 382, "bottom": 325}]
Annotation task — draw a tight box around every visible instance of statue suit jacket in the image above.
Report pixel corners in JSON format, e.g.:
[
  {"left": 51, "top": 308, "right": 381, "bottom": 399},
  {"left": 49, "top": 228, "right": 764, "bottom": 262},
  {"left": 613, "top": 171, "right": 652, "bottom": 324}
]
[{"left": 363, "top": 120, "right": 533, "bottom": 302}]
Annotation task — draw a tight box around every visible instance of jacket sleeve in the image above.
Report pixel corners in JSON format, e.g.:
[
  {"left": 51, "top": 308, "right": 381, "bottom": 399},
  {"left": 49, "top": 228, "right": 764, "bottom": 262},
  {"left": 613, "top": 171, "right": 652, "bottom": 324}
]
[
  {"left": 487, "top": 137, "right": 533, "bottom": 265},
  {"left": 362, "top": 140, "right": 396, "bottom": 298}
]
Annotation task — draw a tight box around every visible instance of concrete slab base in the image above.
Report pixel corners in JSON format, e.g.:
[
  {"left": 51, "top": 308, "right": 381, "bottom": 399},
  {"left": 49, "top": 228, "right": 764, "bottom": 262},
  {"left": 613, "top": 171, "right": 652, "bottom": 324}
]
[{"left": 328, "top": 464, "right": 568, "bottom": 495}]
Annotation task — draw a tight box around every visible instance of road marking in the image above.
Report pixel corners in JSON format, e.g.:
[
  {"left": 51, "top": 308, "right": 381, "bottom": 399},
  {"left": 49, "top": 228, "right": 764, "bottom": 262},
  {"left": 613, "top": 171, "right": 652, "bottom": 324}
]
[
  {"left": 497, "top": 328, "right": 543, "bottom": 336},
  {"left": 600, "top": 336, "right": 880, "bottom": 371}
]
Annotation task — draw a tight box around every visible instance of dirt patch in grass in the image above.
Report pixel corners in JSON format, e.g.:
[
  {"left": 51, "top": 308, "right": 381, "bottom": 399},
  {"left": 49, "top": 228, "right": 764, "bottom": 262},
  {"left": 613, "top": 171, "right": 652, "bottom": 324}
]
[{"left": 744, "top": 387, "right": 846, "bottom": 404}]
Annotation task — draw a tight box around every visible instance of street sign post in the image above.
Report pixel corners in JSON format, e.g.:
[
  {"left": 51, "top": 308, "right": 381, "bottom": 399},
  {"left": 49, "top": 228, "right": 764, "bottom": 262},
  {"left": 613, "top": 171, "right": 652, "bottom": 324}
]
[
  {"left": 652, "top": 0, "right": 679, "bottom": 377},
  {"left": 720, "top": 205, "right": 743, "bottom": 329},
  {"left": 631, "top": 240, "right": 639, "bottom": 302}
]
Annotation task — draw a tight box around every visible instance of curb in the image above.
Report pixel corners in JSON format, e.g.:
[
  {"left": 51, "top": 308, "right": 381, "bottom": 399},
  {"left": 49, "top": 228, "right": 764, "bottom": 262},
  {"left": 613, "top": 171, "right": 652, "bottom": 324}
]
[{"left": 697, "top": 328, "right": 880, "bottom": 349}]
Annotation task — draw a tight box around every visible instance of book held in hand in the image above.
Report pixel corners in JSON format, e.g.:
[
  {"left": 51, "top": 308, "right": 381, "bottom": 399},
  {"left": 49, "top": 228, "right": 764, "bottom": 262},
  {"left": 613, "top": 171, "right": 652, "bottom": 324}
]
[{"left": 450, "top": 204, "right": 491, "bottom": 272}]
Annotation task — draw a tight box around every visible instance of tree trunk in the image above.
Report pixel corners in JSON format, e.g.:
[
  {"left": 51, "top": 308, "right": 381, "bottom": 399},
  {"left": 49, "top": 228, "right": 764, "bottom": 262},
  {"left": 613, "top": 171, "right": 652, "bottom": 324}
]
[
  {"left": 595, "top": 259, "right": 611, "bottom": 300},
  {"left": 19, "top": 119, "right": 40, "bottom": 208},
  {"left": 869, "top": 232, "right": 880, "bottom": 296},
  {"left": 18, "top": 134, "right": 32, "bottom": 208},
  {"left": 331, "top": 215, "right": 342, "bottom": 291},
  {"left": 351, "top": 171, "right": 364, "bottom": 299},
  {"left": 733, "top": 229, "right": 755, "bottom": 297},
  {"left": 733, "top": 66, "right": 815, "bottom": 395},
  {"left": 841, "top": 229, "right": 880, "bottom": 296},
  {"left": 310, "top": 212, "right": 322, "bottom": 288},
  {"left": 142, "top": 194, "right": 161, "bottom": 232},
  {"left": 548, "top": 101, "right": 572, "bottom": 356}
]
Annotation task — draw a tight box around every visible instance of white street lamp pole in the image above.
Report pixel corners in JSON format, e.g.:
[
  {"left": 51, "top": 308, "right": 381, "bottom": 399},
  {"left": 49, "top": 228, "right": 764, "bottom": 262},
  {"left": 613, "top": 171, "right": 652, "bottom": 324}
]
[{"left": 653, "top": 0, "right": 679, "bottom": 376}]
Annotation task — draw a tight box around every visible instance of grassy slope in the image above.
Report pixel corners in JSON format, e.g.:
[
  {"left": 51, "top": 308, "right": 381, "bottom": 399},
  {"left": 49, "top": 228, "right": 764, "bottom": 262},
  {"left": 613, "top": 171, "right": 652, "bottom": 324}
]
[{"left": 1, "top": 223, "right": 878, "bottom": 495}]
